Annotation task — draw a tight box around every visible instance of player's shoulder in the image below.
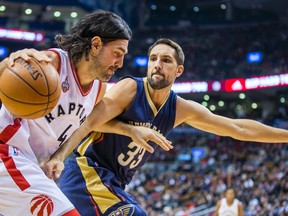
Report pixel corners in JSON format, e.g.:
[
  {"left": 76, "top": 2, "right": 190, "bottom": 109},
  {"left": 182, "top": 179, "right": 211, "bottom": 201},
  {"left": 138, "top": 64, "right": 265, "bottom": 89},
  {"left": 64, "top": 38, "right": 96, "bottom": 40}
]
[
  {"left": 119, "top": 75, "right": 140, "bottom": 83},
  {"left": 216, "top": 199, "right": 222, "bottom": 205},
  {"left": 176, "top": 96, "right": 199, "bottom": 107},
  {"left": 117, "top": 76, "right": 138, "bottom": 88},
  {"left": 236, "top": 199, "right": 243, "bottom": 206},
  {"left": 108, "top": 76, "right": 137, "bottom": 95},
  {"left": 43, "top": 49, "right": 60, "bottom": 58},
  {"left": 43, "top": 49, "right": 64, "bottom": 71}
]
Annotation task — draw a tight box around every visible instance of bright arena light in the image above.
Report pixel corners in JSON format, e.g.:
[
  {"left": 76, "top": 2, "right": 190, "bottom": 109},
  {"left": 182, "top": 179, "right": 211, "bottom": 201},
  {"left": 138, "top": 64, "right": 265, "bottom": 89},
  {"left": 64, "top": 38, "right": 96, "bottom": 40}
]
[
  {"left": 209, "top": 105, "right": 216, "bottom": 111},
  {"left": 204, "top": 95, "right": 210, "bottom": 101},
  {"left": 0, "top": 6, "right": 6, "bottom": 11},
  {"left": 251, "top": 103, "right": 258, "bottom": 109},
  {"left": 201, "top": 101, "right": 208, "bottom": 107},
  {"left": 54, "top": 11, "right": 61, "bottom": 17},
  {"left": 193, "top": 6, "right": 199, "bottom": 12},
  {"left": 70, "top": 12, "right": 78, "bottom": 18},
  {"left": 25, "top": 8, "right": 32, "bottom": 15},
  {"left": 239, "top": 93, "right": 246, "bottom": 99},
  {"left": 218, "top": 101, "right": 224, "bottom": 107},
  {"left": 220, "top": 4, "right": 227, "bottom": 10}
]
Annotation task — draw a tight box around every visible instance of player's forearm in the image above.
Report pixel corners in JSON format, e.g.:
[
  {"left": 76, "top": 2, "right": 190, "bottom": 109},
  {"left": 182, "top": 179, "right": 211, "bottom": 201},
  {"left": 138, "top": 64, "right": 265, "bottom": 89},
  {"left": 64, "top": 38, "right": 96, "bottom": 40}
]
[
  {"left": 50, "top": 119, "right": 132, "bottom": 162},
  {"left": 51, "top": 123, "right": 91, "bottom": 161},
  {"left": 233, "top": 119, "right": 288, "bottom": 143},
  {"left": 94, "top": 119, "right": 134, "bottom": 137},
  {"left": 53, "top": 120, "right": 133, "bottom": 161}
]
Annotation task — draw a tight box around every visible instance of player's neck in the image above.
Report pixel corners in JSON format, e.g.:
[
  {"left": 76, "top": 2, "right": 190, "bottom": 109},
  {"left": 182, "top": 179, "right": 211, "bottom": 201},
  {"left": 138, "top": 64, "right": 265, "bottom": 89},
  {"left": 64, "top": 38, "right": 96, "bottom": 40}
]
[
  {"left": 147, "top": 85, "right": 170, "bottom": 110},
  {"left": 226, "top": 199, "right": 234, "bottom": 206},
  {"left": 74, "top": 62, "right": 95, "bottom": 89}
]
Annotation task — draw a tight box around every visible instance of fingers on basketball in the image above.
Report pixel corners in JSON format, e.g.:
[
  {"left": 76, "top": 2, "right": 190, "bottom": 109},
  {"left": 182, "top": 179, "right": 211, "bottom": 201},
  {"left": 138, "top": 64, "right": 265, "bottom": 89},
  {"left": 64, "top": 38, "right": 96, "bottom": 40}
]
[{"left": 0, "top": 58, "right": 61, "bottom": 119}]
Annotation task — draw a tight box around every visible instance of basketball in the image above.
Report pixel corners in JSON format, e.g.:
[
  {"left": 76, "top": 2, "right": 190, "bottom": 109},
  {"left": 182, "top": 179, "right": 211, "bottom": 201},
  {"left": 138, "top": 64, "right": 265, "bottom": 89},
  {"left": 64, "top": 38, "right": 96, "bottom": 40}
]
[{"left": 0, "top": 58, "right": 61, "bottom": 119}]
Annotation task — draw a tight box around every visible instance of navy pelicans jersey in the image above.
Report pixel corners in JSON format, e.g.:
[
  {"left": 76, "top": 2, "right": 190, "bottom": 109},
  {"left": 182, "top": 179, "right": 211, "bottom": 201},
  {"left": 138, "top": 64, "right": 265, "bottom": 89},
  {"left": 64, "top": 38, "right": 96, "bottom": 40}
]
[
  {"left": 0, "top": 48, "right": 102, "bottom": 165},
  {"left": 75, "top": 76, "right": 176, "bottom": 185}
]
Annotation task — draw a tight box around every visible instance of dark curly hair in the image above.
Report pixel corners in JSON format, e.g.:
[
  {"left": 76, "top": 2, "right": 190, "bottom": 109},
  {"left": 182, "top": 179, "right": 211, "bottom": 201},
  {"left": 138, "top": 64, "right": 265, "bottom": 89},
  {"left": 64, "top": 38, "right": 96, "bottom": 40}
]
[{"left": 55, "top": 10, "right": 132, "bottom": 65}]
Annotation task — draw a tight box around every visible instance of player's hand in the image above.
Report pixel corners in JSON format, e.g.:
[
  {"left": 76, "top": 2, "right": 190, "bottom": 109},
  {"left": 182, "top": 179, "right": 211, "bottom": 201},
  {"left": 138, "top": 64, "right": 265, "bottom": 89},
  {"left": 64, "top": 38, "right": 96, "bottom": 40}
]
[
  {"left": 7, "top": 48, "right": 52, "bottom": 66},
  {"left": 41, "top": 157, "right": 64, "bottom": 180},
  {"left": 130, "top": 126, "right": 173, "bottom": 153}
]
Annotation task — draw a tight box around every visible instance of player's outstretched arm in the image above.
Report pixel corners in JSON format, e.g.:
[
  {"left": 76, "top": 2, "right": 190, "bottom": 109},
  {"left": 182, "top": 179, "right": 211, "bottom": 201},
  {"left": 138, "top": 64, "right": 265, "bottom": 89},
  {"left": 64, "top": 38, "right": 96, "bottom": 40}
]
[
  {"left": 42, "top": 117, "right": 173, "bottom": 180},
  {"left": 97, "top": 119, "right": 172, "bottom": 153},
  {"left": 84, "top": 77, "right": 171, "bottom": 151},
  {"left": 176, "top": 97, "right": 288, "bottom": 143},
  {"left": 42, "top": 78, "right": 173, "bottom": 179}
]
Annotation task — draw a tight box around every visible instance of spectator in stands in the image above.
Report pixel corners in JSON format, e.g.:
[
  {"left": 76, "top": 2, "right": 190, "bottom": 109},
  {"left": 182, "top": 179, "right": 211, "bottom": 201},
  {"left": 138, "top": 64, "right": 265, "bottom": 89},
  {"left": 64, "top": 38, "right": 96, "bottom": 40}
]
[{"left": 214, "top": 187, "right": 245, "bottom": 216}]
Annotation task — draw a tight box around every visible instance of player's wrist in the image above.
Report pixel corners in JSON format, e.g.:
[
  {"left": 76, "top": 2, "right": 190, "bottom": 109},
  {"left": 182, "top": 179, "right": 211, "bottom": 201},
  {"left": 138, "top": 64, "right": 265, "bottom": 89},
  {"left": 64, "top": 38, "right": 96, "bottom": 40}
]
[
  {"left": 0, "top": 58, "right": 8, "bottom": 75},
  {"left": 51, "top": 150, "right": 66, "bottom": 162},
  {"left": 121, "top": 123, "right": 134, "bottom": 137}
]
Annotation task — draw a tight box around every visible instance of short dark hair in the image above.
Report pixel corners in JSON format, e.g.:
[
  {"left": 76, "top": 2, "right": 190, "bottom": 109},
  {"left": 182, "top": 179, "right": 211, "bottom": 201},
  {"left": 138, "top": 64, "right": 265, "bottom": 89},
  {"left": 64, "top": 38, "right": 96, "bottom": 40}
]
[
  {"left": 55, "top": 10, "right": 132, "bottom": 65},
  {"left": 147, "top": 38, "right": 185, "bottom": 65},
  {"left": 226, "top": 187, "right": 237, "bottom": 196}
]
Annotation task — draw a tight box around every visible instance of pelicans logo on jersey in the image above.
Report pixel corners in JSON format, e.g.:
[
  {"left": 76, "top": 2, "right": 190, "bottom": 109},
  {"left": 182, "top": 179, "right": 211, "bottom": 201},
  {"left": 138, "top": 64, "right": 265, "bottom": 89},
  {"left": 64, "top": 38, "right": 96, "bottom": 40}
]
[{"left": 108, "top": 204, "right": 135, "bottom": 216}]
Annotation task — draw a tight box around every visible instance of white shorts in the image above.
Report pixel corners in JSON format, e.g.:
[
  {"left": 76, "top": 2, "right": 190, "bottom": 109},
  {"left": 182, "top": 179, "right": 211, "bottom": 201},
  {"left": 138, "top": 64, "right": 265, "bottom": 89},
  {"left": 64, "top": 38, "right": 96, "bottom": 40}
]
[{"left": 0, "top": 144, "right": 79, "bottom": 216}]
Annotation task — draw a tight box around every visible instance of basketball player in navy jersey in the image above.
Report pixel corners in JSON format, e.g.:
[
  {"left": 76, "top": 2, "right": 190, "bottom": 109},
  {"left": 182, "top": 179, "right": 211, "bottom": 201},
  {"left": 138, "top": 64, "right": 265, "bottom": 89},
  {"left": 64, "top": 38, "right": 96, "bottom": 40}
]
[{"left": 42, "top": 38, "right": 288, "bottom": 215}]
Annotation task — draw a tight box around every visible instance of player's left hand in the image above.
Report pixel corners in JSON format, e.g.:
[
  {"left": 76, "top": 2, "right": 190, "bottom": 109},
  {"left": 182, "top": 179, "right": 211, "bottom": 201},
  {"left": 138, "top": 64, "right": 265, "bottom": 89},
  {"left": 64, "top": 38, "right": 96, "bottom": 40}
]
[
  {"left": 41, "top": 157, "right": 64, "bottom": 180},
  {"left": 7, "top": 48, "right": 52, "bottom": 67},
  {"left": 130, "top": 126, "right": 173, "bottom": 153}
]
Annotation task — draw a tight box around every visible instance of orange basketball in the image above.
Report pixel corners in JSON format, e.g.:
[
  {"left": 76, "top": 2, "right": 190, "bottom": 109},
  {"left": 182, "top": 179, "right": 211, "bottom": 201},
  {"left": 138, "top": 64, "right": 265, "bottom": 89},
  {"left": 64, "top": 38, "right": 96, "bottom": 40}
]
[{"left": 0, "top": 58, "right": 61, "bottom": 119}]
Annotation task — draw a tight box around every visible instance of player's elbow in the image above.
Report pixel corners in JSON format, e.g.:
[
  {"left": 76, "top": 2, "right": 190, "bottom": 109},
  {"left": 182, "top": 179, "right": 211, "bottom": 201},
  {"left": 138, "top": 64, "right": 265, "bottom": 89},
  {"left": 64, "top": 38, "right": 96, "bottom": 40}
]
[{"left": 228, "top": 124, "right": 250, "bottom": 141}]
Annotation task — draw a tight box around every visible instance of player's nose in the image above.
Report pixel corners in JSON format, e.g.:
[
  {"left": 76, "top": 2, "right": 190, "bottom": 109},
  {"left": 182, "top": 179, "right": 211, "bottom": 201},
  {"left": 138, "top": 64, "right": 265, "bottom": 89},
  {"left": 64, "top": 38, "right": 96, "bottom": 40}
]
[
  {"left": 154, "top": 60, "right": 162, "bottom": 70},
  {"left": 115, "top": 56, "right": 124, "bottom": 68}
]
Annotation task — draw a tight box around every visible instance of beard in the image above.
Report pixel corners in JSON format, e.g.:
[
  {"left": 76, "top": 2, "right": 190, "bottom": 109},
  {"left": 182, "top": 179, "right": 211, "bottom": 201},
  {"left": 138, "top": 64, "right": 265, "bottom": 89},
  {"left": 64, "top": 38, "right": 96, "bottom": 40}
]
[
  {"left": 147, "top": 74, "right": 171, "bottom": 90},
  {"left": 89, "top": 52, "right": 115, "bottom": 82}
]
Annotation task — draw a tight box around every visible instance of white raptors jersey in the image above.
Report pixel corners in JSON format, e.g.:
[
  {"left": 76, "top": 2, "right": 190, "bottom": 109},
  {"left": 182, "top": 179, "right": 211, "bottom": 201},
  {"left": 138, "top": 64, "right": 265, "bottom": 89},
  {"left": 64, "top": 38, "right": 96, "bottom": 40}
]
[
  {"left": 218, "top": 198, "right": 240, "bottom": 216},
  {"left": 0, "top": 48, "right": 102, "bottom": 165}
]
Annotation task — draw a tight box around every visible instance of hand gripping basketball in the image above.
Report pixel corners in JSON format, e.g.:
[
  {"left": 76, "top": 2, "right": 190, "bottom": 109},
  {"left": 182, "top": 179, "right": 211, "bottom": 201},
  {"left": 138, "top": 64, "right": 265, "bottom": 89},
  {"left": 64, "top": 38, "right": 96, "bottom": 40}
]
[{"left": 0, "top": 58, "right": 61, "bottom": 119}]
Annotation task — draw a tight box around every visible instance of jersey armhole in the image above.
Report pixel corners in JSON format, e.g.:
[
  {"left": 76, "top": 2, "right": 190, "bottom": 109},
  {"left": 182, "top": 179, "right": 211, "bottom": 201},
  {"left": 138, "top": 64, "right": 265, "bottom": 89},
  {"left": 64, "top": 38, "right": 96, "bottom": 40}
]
[
  {"left": 48, "top": 49, "right": 61, "bottom": 75},
  {"left": 94, "top": 82, "right": 103, "bottom": 106}
]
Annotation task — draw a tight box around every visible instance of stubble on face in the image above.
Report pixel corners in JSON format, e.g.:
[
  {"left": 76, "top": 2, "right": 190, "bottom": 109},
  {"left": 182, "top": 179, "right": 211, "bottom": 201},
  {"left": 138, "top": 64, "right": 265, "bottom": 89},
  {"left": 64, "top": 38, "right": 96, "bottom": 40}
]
[
  {"left": 89, "top": 49, "right": 116, "bottom": 83},
  {"left": 147, "top": 69, "right": 171, "bottom": 90}
]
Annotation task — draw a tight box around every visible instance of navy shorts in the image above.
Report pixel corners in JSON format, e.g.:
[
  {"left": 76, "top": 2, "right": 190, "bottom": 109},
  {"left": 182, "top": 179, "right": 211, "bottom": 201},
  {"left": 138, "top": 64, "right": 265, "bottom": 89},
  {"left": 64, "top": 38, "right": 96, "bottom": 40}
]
[{"left": 59, "top": 156, "right": 147, "bottom": 216}]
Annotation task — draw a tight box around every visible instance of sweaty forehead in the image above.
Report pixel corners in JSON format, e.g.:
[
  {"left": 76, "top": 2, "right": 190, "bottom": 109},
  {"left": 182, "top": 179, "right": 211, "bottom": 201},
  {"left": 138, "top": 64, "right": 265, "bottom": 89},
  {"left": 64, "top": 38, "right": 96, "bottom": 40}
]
[{"left": 150, "top": 44, "right": 175, "bottom": 57}]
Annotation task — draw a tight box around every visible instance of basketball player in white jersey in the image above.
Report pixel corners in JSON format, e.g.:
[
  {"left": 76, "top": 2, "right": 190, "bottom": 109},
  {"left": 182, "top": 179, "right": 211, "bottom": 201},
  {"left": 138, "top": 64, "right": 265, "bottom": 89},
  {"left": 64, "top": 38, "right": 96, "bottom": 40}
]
[
  {"left": 214, "top": 188, "right": 245, "bottom": 216},
  {"left": 0, "top": 10, "right": 171, "bottom": 216}
]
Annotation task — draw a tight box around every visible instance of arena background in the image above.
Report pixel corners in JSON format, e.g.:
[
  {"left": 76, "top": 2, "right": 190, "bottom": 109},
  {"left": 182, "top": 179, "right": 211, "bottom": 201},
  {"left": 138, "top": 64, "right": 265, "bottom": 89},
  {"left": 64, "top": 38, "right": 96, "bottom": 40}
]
[{"left": 0, "top": 0, "right": 287, "bottom": 215}]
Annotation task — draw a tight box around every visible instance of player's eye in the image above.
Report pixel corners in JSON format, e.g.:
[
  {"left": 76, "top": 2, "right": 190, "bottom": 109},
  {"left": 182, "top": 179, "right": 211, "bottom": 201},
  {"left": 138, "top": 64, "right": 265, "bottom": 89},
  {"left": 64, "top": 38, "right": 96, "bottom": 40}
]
[
  {"left": 163, "top": 58, "right": 172, "bottom": 63},
  {"left": 115, "top": 52, "right": 122, "bottom": 57}
]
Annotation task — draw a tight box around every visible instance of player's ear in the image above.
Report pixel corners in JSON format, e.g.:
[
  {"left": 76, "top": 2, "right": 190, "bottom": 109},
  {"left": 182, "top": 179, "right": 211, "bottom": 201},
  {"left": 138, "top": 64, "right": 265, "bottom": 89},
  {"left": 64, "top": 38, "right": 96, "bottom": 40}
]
[
  {"left": 176, "top": 65, "right": 184, "bottom": 78},
  {"left": 91, "top": 36, "right": 102, "bottom": 53}
]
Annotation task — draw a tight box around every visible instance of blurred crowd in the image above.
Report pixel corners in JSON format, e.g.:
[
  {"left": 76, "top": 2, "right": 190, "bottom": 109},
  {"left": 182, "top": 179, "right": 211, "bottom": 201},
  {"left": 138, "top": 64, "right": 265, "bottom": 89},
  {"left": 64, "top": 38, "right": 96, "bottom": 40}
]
[
  {"left": 126, "top": 108, "right": 288, "bottom": 216},
  {"left": 112, "top": 21, "right": 288, "bottom": 83},
  {"left": 2, "top": 15, "right": 288, "bottom": 84}
]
